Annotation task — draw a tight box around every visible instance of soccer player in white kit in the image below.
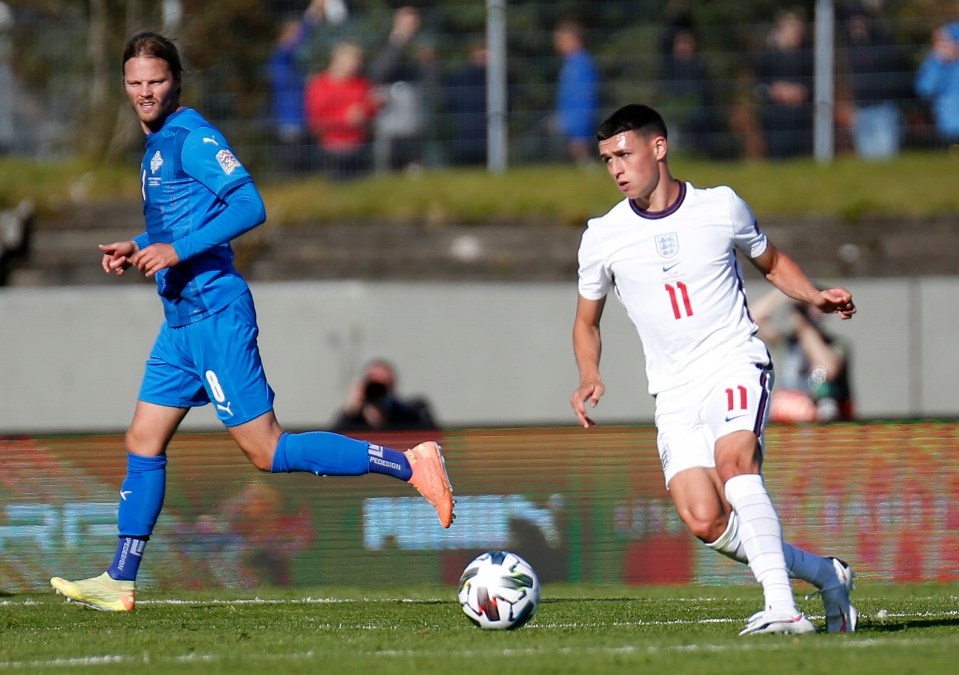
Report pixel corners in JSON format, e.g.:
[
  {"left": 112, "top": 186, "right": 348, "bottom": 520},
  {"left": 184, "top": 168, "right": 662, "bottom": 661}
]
[{"left": 571, "top": 104, "right": 858, "bottom": 635}]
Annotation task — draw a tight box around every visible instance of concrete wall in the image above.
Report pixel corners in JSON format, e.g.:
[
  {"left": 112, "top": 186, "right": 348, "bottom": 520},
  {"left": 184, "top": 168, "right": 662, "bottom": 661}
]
[{"left": 1, "top": 277, "right": 957, "bottom": 434}]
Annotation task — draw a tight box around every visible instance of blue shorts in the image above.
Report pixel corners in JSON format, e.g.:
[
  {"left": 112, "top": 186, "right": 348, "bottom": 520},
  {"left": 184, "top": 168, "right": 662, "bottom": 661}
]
[{"left": 138, "top": 290, "right": 275, "bottom": 427}]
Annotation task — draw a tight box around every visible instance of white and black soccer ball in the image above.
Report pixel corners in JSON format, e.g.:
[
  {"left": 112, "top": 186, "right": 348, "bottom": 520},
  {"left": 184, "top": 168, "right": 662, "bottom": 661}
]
[{"left": 457, "top": 550, "right": 540, "bottom": 630}]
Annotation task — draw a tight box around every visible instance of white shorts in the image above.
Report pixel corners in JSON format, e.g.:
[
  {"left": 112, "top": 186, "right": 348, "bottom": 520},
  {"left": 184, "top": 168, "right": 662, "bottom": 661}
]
[{"left": 654, "top": 361, "right": 774, "bottom": 487}]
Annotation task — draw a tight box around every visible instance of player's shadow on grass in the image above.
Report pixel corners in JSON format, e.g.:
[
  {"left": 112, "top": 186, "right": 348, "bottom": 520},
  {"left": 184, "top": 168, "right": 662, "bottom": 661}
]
[{"left": 869, "top": 617, "right": 959, "bottom": 632}]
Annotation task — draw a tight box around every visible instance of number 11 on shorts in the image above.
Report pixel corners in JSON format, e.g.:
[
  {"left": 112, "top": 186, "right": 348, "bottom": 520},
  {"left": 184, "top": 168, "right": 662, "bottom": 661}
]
[{"left": 726, "top": 385, "right": 747, "bottom": 412}]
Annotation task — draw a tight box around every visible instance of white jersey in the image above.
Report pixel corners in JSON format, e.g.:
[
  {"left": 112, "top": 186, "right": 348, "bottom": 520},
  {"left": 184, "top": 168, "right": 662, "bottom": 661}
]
[{"left": 577, "top": 181, "right": 771, "bottom": 395}]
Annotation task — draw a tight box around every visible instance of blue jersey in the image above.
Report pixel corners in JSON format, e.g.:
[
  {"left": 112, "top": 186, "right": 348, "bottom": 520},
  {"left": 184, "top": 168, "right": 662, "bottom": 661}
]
[{"left": 135, "top": 107, "right": 257, "bottom": 327}]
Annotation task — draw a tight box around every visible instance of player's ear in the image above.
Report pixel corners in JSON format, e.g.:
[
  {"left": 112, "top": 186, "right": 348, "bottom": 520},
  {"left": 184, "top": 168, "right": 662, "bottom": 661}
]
[{"left": 653, "top": 135, "right": 668, "bottom": 160}]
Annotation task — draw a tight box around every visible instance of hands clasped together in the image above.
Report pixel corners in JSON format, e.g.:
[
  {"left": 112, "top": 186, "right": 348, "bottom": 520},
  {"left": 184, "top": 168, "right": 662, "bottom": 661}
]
[{"left": 99, "top": 240, "right": 180, "bottom": 278}]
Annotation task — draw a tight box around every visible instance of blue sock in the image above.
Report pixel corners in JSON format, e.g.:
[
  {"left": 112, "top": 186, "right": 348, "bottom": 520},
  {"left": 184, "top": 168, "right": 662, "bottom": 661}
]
[
  {"left": 367, "top": 443, "right": 413, "bottom": 481},
  {"left": 109, "top": 453, "right": 166, "bottom": 582},
  {"left": 117, "top": 453, "right": 167, "bottom": 536},
  {"left": 108, "top": 537, "right": 147, "bottom": 582},
  {"left": 271, "top": 432, "right": 371, "bottom": 476}
]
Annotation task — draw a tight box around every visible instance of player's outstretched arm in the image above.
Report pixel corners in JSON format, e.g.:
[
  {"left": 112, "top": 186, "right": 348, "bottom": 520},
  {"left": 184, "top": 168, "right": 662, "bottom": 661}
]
[
  {"left": 571, "top": 295, "right": 607, "bottom": 428},
  {"left": 753, "top": 242, "right": 857, "bottom": 320},
  {"left": 98, "top": 240, "right": 138, "bottom": 276}
]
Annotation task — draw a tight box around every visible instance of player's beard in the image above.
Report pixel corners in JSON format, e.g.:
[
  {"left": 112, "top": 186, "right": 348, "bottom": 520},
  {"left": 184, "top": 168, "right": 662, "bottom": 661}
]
[{"left": 135, "top": 96, "right": 179, "bottom": 133}]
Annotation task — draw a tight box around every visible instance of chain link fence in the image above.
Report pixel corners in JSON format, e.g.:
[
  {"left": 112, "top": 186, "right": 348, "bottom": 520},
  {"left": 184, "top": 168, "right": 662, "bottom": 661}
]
[{"left": 2, "top": 1, "right": 957, "bottom": 179}]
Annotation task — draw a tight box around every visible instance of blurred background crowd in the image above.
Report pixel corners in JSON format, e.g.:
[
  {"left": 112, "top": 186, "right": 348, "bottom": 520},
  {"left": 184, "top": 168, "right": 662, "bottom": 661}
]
[{"left": 0, "top": 0, "right": 957, "bottom": 180}]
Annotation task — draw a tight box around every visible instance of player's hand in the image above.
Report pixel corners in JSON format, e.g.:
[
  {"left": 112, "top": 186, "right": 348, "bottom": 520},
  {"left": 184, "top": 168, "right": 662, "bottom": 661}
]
[
  {"left": 571, "top": 380, "right": 604, "bottom": 428},
  {"left": 131, "top": 243, "right": 180, "bottom": 278},
  {"left": 99, "top": 240, "right": 138, "bottom": 276},
  {"left": 814, "top": 288, "right": 857, "bottom": 320}
]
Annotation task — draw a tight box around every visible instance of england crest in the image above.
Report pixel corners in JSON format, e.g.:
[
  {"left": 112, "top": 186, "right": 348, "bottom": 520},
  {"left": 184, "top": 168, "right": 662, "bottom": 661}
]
[{"left": 655, "top": 232, "right": 679, "bottom": 258}]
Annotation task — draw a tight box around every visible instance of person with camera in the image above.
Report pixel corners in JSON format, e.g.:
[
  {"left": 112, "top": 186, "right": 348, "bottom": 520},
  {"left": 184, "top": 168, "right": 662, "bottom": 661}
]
[
  {"left": 333, "top": 359, "right": 438, "bottom": 431},
  {"left": 752, "top": 288, "right": 855, "bottom": 424}
]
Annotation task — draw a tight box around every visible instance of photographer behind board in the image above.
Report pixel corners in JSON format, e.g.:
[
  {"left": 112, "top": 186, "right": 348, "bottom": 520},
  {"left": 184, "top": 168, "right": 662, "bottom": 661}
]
[
  {"left": 333, "top": 359, "right": 438, "bottom": 431},
  {"left": 752, "top": 288, "right": 854, "bottom": 424}
]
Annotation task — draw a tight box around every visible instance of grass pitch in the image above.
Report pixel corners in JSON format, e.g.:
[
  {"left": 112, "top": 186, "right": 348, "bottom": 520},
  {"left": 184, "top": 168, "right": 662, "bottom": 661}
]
[{"left": 3, "top": 583, "right": 958, "bottom": 674}]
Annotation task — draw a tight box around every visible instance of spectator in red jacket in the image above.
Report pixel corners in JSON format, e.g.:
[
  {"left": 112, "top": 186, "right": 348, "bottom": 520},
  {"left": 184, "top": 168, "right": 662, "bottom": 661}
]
[{"left": 305, "top": 41, "right": 378, "bottom": 180}]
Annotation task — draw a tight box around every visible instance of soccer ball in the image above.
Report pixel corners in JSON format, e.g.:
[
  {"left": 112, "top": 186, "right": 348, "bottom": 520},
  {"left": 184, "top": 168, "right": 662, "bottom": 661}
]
[{"left": 457, "top": 551, "right": 540, "bottom": 630}]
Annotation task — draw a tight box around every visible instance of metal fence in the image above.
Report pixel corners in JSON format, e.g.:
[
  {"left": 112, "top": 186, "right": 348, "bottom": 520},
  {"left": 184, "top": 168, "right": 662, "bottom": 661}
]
[{"left": 2, "top": 1, "right": 958, "bottom": 180}]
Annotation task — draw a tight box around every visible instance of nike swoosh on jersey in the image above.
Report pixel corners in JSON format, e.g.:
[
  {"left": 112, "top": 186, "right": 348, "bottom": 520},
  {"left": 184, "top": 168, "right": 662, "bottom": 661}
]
[{"left": 662, "top": 261, "right": 680, "bottom": 272}]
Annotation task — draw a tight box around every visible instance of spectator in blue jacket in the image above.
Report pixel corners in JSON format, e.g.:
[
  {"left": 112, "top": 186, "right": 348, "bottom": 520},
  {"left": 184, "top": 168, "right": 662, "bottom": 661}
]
[
  {"left": 915, "top": 21, "right": 959, "bottom": 145},
  {"left": 552, "top": 19, "right": 600, "bottom": 165},
  {"left": 266, "top": 0, "right": 339, "bottom": 171}
]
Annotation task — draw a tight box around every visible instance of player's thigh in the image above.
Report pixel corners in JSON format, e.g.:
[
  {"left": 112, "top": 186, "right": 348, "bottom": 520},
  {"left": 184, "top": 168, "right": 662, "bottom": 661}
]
[
  {"left": 227, "top": 409, "right": 285, "bottom": 470},
  {"left": 702, "top": 361, "right": 772, "bottom": 474},
  {"left": 127, "top": 400, "right": 189, "bottom": 457},
  {"left": 189, "top": 295, "right": 276, "bottom": 428},
  {"left": 654, "top": 386, "right": 716, "bottom": 487},
  {"left": 714, "top": 430, "right": 762, "bottom": 478}
]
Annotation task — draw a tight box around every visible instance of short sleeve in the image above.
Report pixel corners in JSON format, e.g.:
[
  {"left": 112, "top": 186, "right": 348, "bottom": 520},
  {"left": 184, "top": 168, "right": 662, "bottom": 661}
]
[
  {"left": 577, "top": 224, "right": 612, "bottom": 300},
  {"left": 180, "top": 128, "right": 253, "bottom": 199},
  {"left": 727, "top": 188, "right": 767, "bottom": 259}
]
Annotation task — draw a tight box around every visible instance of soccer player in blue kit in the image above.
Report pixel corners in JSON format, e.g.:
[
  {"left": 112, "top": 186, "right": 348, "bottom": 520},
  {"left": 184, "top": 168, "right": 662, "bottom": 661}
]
[{"left": 50, "top": 31, "right": 453, "bottom": 611}]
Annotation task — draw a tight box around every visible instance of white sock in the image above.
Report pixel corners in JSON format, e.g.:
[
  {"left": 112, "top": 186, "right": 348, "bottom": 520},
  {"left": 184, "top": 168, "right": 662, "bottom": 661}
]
[
  {"left": 724, "top": 474, "right": 798, "bottom": 614},
  {"left": 708, "top": 511, "right": 835, "bottom": 589},
  {"left": 705, "top": 511, "right": 748, "bottom": 564}
]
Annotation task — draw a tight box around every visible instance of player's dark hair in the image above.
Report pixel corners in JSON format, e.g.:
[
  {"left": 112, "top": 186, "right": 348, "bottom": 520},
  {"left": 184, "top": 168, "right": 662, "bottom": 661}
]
[
  {"left": 122, "top": 31, "right": 183, "bottom": 88},
  {"left": 596, "top": 104, "right": 668, "bottom": 142}
]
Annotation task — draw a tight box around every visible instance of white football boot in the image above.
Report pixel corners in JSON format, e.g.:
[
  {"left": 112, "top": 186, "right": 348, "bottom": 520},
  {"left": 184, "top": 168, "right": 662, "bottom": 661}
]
[{"left": 739, "top": 609, "right": 816, "bottom": 636}]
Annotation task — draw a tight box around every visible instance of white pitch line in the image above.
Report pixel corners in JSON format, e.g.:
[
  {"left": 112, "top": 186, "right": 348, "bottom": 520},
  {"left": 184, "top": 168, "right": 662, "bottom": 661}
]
[
  {"left": 0, "top": 655, "right": 132, "bottom": 669},
  {"left": 0, "top": 596, "right": 448, "bottom": 607},
  {"left": 7, "top": 596, "right": 959, "bottom": 625}
]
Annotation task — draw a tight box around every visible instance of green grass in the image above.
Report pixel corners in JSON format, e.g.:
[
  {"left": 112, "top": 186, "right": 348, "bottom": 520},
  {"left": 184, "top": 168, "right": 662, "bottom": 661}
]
[
  {"left": 3, "top": 583, "right": 958, "bottom": 674},
  {"left": 2, "top": 151, "right": 958, "bottom": 226}
]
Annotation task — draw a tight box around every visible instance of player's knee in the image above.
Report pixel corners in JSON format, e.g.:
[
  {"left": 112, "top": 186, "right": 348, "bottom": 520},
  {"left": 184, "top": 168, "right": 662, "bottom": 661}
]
[
  {"left": 679, "top": 508, "right": 727, "bottom": 542},
  {"left": 228, "top": 416, "right": 283, "bottom": 472},
  {"left": 244, "top": 445, "right": 275, "bottom": 472},
  {"left": 125, "top": 428, "right": 162, "bottom": 457}
]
